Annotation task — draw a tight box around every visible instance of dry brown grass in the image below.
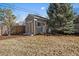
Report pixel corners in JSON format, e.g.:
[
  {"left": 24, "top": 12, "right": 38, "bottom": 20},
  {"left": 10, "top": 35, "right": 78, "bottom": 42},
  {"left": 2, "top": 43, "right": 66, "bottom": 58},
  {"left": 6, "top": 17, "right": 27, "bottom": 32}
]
[{"left": 0, "top": 35, "right": 79, "bottom": 56}]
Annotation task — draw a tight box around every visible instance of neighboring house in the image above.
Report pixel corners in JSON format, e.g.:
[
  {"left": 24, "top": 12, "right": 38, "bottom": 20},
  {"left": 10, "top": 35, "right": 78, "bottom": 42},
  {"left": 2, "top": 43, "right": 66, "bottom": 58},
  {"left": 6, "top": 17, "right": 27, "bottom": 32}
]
[
  {"left": 0, "top": 21, "right": 7, "bottom": 35},
  {"left": 25, "top": 14, "right": 48, "bottom": 35},
  {"left": 74, "top": 15, "right": 79, "bottom": 34},
  {"left": 0, "top": 24, "right": 8, "bottom": 35}
]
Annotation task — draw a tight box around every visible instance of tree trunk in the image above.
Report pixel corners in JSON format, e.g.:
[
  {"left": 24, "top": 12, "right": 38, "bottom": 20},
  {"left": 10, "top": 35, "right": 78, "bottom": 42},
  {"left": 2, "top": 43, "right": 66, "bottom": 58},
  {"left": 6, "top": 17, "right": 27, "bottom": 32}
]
[
  {"left": 0, "top": 24, "right": 3, "bottom": 36},
  {"left": 1, "top": 26, "right": 3, "bottom": 35},
  {"left": 8, "top": 27, "right": 11, "bottom": 36},
  {"left": 0, "top": 27, "right": 1, "bottom": 35}
]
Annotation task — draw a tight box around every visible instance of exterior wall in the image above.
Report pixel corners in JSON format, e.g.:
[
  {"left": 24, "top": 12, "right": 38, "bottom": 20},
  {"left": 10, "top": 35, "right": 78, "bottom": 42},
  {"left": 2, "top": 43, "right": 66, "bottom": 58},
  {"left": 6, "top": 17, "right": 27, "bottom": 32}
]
[
  {"left": 25, "top": 14, "right": 47, "bottom": 35},
  {"left": 25, "top": 20, "right": 34, "bottom": 35},
  {"left": 35, "top": 20, "right": 47, "bottom": 34},
  {"left": 74, "top": 17, "right": 79, "bottom": 33},
  {"left": 74, "top": 23, "right": 79, "bottom": 33},
  {"left": 0, "top": 24, "right": 9, "bottom": 35},
  {"left": 25, "top": 19, "right": 47, "bottom": 35}
]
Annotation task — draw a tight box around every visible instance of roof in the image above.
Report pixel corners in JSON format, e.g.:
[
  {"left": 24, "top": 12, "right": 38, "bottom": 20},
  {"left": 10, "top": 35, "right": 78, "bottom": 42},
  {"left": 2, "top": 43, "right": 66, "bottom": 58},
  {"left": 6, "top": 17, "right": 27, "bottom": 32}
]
[
  {"left": 30, "top": 14, "right": 48, "bottom": 20},
  {"left": 25, "top": 14, "right": 48, "bottom": 22}
]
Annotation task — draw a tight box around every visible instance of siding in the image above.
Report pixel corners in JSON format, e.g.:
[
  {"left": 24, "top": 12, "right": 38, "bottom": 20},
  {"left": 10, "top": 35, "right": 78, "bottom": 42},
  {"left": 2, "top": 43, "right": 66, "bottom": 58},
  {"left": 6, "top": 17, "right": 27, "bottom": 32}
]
[
  {"left": 25, "top": 14, "right": 47, "bottom": 35},
  {"left": 74, "top": 23, "right": 79, "bottom": 33}
]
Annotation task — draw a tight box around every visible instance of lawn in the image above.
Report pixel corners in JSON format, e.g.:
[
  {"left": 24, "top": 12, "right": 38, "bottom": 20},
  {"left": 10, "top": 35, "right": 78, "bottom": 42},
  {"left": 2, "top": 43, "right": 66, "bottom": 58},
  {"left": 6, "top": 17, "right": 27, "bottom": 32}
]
[{"left": 0, "top": 35, "right": 79, "bottom": 56}]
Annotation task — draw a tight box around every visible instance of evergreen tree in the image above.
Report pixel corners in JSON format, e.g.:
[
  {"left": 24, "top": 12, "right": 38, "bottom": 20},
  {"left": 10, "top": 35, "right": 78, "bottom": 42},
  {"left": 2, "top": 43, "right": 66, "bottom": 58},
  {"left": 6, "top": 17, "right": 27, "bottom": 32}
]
[{"left": 47, "top": 3, "right": 75, "bottom": 34}]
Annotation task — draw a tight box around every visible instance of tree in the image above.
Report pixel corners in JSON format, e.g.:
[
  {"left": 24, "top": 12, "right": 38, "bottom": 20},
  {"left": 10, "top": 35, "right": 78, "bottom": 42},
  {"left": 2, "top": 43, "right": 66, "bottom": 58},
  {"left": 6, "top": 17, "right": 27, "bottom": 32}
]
[
  {"left": 0, "top": 8, "right": 16, "bottom": 36},
  {"left": 47, "top": 3, "right": 75, "bottom": 34},
  {"left": 63, "top": 4, "right": 75, "bottom": 34},
  {"left": 0, "top": 8, "right": 4, "bottom": 21},
  {"left": 0, "top": 8, "right": 4, "bottom": 35},
  {"left": 3, "top": 9, "right": 16, "bottom": 36}
]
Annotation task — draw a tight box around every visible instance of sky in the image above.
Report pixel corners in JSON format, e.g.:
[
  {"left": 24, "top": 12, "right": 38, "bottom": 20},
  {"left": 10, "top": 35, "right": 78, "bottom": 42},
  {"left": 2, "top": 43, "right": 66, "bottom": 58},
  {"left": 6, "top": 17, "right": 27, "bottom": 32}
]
[{"left": 0, "top": 3, "right": 79, "bottom": 22}]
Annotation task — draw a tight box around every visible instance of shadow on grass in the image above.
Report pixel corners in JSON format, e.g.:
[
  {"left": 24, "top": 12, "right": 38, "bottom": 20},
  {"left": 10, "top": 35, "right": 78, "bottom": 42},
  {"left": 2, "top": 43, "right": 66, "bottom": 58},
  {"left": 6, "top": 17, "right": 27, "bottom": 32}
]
[
  {"left": 0, "top": 33, "right": 79, "bottom": 40},
  {"left": 0, "top": 35, "right": 25, "bottom": 40}
]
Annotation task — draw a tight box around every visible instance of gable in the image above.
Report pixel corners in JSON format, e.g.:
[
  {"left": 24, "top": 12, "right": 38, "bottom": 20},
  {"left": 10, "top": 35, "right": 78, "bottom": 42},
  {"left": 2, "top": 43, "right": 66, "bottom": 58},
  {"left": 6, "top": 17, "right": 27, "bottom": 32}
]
[{"left": 25, "top": 14, "right": 48, "bottom": 23}]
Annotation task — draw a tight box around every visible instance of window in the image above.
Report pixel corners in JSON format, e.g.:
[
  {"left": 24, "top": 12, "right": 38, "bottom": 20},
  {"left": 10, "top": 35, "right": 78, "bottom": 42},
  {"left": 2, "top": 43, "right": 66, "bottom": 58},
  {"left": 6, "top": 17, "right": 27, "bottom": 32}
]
[{"left": 37, "top": 22, "right": 41, "bottom": 26}]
